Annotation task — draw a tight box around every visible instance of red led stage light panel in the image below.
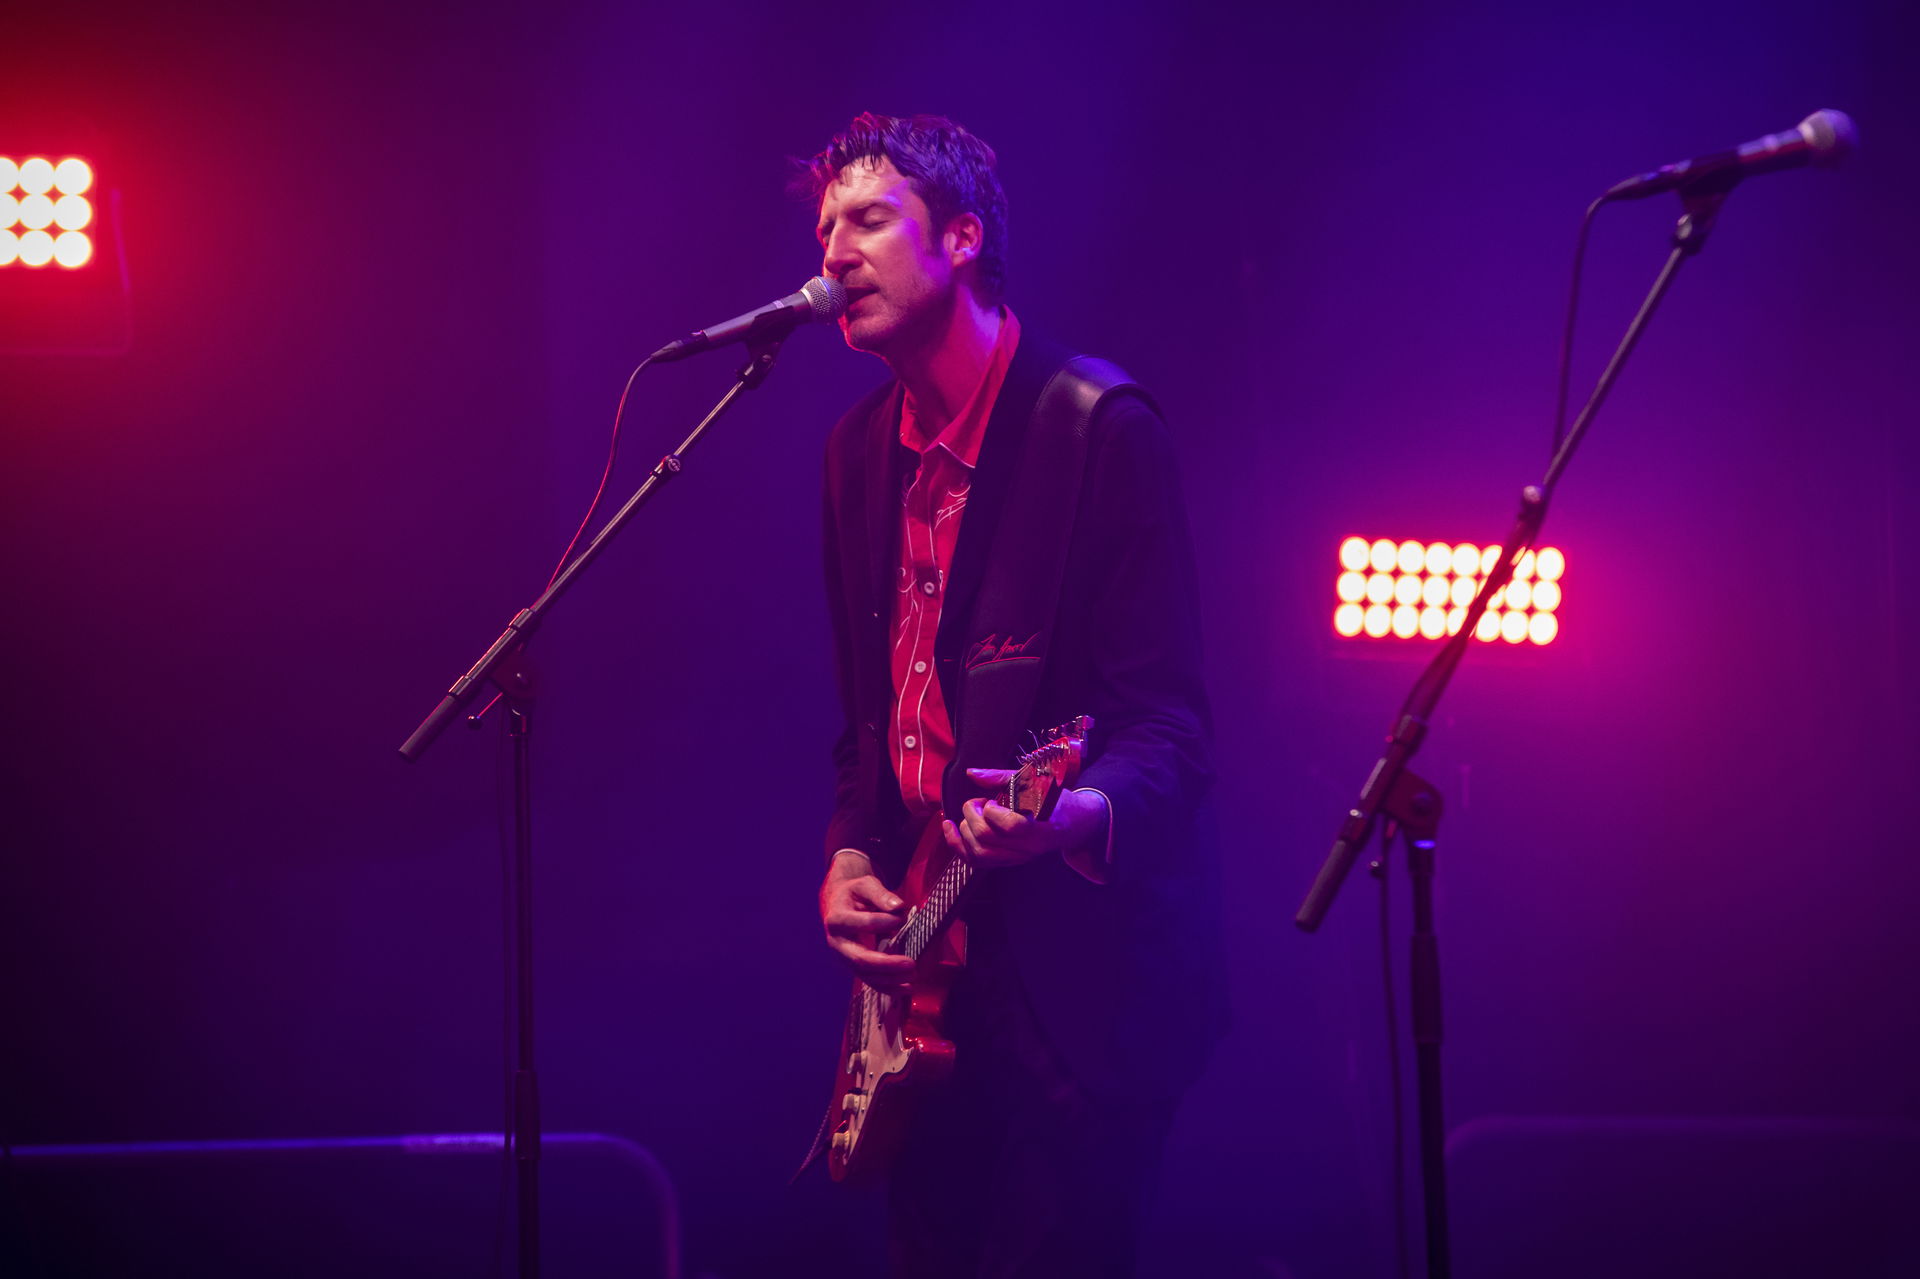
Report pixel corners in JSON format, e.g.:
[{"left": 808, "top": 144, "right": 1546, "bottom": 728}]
[
  {"left": 0, "top": 142, "right": 129, "bottom": 353},
  {"left": 1, "top": 156, "right": 94, "bottom": 269},
  {"left": 1332, "top": 536, "right": 1565, "bottom": 646}
]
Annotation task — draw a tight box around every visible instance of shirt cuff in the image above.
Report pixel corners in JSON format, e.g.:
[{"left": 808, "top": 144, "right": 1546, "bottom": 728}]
[
  {"left": 829, "top": 846, "right": 872, "bottom": 871},
  {"left": 1060, "top": 787, "right": 1114, "bottom": 885}
]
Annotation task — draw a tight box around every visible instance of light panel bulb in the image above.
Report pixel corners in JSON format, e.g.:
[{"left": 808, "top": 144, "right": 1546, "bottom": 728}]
[{"left": 1331, "top": 536, "right": 1566, "bottom": 647}]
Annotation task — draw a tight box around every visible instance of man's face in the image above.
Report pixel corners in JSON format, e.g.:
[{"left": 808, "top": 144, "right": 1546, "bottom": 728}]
[{"left": 816, "top": 157, "right": 955, "bottom": 355}]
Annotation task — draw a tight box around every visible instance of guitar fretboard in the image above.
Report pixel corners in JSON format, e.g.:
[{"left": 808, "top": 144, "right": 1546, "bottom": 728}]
[{"left": 886, "top": 853, "right": 973, "bottom": 963}]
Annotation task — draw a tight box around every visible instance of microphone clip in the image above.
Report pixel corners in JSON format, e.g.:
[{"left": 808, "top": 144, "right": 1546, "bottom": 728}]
[{"left": 1673, "top": 182, "right": 1734, "bottom": 256}]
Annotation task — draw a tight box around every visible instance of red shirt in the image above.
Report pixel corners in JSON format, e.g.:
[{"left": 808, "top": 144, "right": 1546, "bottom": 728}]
[{"left": 889, "top": 310, "right": 1022, "bottom": 817}]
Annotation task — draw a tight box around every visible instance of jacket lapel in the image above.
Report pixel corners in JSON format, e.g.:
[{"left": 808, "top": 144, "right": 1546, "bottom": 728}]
[
  {"left": 936, "top": 334, "right": 1068, "bottom": 675},
  {"left": 863, "top": 383, "right": 907, "bottom": 626}
]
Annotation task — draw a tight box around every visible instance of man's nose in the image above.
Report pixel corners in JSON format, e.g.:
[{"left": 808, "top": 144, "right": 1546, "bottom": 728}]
[{"left": 822, "top": 231, "right": 858, "bottom": 279}]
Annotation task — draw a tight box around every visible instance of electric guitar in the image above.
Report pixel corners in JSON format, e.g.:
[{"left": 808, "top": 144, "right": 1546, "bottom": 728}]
[{"left": 819, "top": 715, "right": 1093, "bottom": 1183}]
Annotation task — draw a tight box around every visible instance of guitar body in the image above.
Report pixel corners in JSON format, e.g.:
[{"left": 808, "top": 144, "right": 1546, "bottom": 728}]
[
  {"left": 820, "top": 717, "right": 1091, "bottom": 1183},
  {"left": 826, "top": 818, "right": 958, "bottom": 1182}
]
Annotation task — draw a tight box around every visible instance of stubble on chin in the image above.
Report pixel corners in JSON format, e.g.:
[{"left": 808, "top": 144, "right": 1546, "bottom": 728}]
[{"left": 839, "top": 311, "right": 894, "bottom": 356}]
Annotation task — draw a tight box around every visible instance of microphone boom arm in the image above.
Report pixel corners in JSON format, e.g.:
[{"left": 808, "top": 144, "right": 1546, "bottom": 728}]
[
  {"left": 399, "top": 333, "right": 790, "bottom": 762},
  {"left": 1291, "top": 181, "right": 1738, "bottom": 1279},
  {"left": 1295, "top": 190, "right": 1720, "bottom": 932}
]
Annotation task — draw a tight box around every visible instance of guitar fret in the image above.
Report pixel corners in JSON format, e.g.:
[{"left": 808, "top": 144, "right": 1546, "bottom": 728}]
[{"left": 891, "top": 853, "right": 974, "bottom": 964}]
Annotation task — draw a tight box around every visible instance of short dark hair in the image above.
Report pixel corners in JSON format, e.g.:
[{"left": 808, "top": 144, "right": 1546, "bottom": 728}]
[{"left": 796, "top": 112, "right": 1009, "bottom": 304}]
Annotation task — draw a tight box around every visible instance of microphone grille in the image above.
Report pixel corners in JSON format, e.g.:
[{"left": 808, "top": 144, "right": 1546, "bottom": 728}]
[
  {"left": 1800, "top": 109, "right": 1859, "bottom": 166},
  {"left": 802, "top": 276, "right": 848, "bottom": 321}
]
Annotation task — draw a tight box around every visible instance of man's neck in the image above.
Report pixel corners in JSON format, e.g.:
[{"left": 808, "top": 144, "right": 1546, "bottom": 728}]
[{"left": 886, "top": 293, "right": 1003, "bottom": 435}]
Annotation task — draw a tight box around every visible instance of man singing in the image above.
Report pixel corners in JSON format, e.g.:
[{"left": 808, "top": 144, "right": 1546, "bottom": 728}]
[{"left": 804, "top": 112, "right": 1224, "bottom": 1276}]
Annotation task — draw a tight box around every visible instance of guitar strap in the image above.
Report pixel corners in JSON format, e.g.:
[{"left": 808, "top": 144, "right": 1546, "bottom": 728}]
[
  {"left": 925, "top": 355, "right": 1151, "bottom": 959},
  {"left": 938, "top": 354, "right": 1155, "bottom": 815}
]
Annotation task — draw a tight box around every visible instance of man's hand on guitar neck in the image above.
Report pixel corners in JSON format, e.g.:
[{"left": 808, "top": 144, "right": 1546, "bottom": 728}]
[
  {"left": 944, "top": 768, "right": 1112, "bottom": 878},
  {"left": 820, "top": 849, "right": 916, "bottom": 990}
]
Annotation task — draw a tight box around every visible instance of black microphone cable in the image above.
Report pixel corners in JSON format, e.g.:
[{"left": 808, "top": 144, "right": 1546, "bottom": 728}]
[{"left": 1552, "top": 197, "right": 1607, "bottom": 457}]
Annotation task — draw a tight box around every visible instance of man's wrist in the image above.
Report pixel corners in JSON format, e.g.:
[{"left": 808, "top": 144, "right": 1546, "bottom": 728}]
[
  {"left": 1064, "top": 787, "right": 1109, "bottom": 847},
  {"left": 829, "top": 847, "right": 873, "bottom": 878},
  {"left": 1060, "top": 787, "right": 1114, "bottom": 885}
]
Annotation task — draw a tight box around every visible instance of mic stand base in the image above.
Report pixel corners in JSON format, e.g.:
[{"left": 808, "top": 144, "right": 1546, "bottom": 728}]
[
  {"left": 1376, "top": 768, "right": 1449, "bottom": 1278},
  {"left": 506, "top": 691, "right": 539, "bottom": 1279}
]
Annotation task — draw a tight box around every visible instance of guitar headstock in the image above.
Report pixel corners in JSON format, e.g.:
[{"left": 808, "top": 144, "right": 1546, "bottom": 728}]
[{"left": 1007, "top": 715, "right": 1093, "bottom": 821}]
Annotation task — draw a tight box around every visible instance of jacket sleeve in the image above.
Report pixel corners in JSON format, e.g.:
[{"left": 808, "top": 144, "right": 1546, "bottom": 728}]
[
  {"left": 821, "top": 425, "right": 867, "bottom": 863},
  {"left": 1060, "top": 394, "right": 1214, "bottom": 882}
]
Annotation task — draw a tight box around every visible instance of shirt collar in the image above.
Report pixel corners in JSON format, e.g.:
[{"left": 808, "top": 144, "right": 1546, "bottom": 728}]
[{"left": 899, "top": 307, "right": 1021, "bottom": 469}]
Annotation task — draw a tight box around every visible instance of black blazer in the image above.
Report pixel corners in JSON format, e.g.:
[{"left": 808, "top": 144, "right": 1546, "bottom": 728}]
[{"left": 821, "top": 334, "right": 1226, "bottom": 1098}]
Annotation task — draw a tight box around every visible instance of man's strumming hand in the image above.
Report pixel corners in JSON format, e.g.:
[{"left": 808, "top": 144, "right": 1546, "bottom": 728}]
[{"left": 819, "top": 849, "right": 915, "bottom": 990}]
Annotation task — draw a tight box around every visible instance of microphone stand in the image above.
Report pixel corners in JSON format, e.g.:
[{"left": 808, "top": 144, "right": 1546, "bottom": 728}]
[
  {"left": 1294, "top": 180, "right": 1736, "bottom": 1278},
  {"left": 398, "top": 334, "right": 789, "bottom": 1278}
]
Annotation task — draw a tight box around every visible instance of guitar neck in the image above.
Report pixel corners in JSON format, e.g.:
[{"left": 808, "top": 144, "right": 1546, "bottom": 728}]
[
  {"left": 888, "top": 852, "right": 974, "bottom": 963},
  {"left": 881, "top": 716, "right": 1090, "bottom": 964}
]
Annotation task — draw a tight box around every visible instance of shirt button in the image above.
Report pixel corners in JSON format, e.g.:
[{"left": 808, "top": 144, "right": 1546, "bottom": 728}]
[
  {"left": 903, "top": 734, "right": 918, "bottom": 749},
  {"left": 913, "top": 660, "right": 927, "bottom": 674},
  {"left": 921, "top": 581, "right": 937, "bottom": 596}
]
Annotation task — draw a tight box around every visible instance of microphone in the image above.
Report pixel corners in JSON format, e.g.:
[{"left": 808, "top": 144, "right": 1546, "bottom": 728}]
[
  {"left": 648, "top": 276, "right": 848, "bottom": 363},
  {"left": 1602, "top": 109, "right": 1857, "bottom": 202}
]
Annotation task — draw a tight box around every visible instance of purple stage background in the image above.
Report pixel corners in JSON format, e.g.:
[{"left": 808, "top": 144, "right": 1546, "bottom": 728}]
[{"left": 4, "top": 2, "right": 1917, "bottom": 1275}]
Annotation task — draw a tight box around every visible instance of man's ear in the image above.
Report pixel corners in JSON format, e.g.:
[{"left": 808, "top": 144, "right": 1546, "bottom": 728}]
[{"left": 944, "top": 211, "right": 985, "bottom": 269}]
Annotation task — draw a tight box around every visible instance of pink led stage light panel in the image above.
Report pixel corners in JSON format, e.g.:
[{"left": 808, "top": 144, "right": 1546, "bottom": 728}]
[
  {"left": 1332, "top": 536, "right": 1565, "bottom": 646},
  {"left": 0, "top": 156, "right": 94, "bottom": 269}
]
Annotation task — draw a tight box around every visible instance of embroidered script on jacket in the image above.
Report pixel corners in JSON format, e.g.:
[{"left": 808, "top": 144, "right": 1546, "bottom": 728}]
[{"left": 963, "top": 632, "right": 1044, "bottom": 670}]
